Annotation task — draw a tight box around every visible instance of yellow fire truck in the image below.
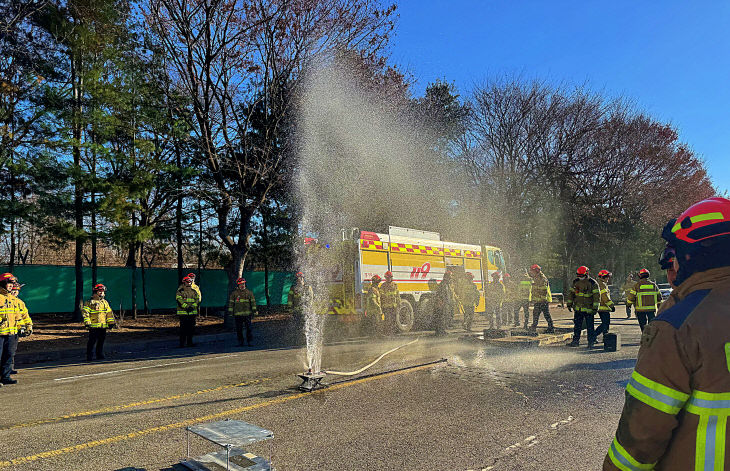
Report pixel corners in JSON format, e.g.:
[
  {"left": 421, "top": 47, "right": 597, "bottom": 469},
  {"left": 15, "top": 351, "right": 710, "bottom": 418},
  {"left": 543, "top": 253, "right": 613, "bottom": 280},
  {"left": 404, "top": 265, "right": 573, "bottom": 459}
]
[{"left": 309, "top": 226, "right": 506, "bottom": 332}]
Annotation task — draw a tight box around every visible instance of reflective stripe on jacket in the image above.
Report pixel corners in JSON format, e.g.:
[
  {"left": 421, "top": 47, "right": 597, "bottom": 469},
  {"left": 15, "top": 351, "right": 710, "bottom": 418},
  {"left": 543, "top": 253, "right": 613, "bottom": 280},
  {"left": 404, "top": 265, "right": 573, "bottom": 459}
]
[
  {"left": 15, "top": 297, "right": 31, "bottom": 328},
  {"left": 627, "top": 279, "right": 661, "bottom": 312},
  {"left": 82, "top": 297, "right": 115, "bottom": 328},
  {"left": 228, "top": 288, "right": 257, "bottom": 316},
  {"left": 176, "top": 286, "right": 200, "bottom": 316},
  {"left": 567, "top": 277, "right": 600, "bottom": 312},
  {"left": 598, "top": 279, "right": 615, "bottom": 311},
  {"left": 380, "top": 281, "right": 400, "bottom": 310},
  {"left": 603, "top": 266, "right": 730, "bottom": 470},
  {"left": 518, "top": 278, "right": 532, "bottom": 301}
]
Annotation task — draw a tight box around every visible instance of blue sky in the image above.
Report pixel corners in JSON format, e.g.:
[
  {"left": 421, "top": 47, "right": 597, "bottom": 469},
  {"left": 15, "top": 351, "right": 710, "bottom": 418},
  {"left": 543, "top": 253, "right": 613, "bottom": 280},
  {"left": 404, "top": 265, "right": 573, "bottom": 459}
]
[{"left": 389, "top": 0, "right": 729, "bottom": 193}]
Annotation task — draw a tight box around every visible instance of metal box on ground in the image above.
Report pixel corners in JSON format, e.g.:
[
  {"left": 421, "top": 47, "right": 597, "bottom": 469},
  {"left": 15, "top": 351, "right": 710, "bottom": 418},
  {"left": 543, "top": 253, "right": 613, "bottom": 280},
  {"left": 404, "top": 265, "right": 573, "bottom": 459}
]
[
  {"left": 181, "top": 419, "right": 274, "bottom": 471},
  {"left": 604, "top": 333, "right": 621, "bottom": 352}
]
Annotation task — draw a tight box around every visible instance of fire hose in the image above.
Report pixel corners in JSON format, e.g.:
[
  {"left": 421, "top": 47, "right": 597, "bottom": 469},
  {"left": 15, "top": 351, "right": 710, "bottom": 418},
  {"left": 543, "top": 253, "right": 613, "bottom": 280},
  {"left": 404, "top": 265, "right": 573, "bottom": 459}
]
[{"left": 324, "top": 338, "right": 420, "bottom": 376}]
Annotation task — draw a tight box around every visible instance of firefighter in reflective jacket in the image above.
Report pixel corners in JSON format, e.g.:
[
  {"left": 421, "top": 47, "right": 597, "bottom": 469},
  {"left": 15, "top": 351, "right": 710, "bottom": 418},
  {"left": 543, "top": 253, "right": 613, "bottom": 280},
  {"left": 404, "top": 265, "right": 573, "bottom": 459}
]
[
  {"left": 228, "top": 278, "right": 257, "bottom": 346},
  {"left": 622, "top": 273, "right": 637, "bottom": 319},
  {"left": 176, "top": 276, "right": 200, "bottom": 347},
  {"left": 0, "top": 273, "right": 20, "bottom": 384},
  {"left": 365, "top": 275, "right": 382, "bottom": 336},
  {"left": 8, "top": 281, "right": 30, "bottom": 376},
  {"left": 380, "top": 271, "right": 400, "bottom": 335},
  {"left": 529, "top": 264, "right": 555, "bottom": 333},
  {"left": 604, "top": 197, "right": 730, "bottom": 470},
  {"left": 82, "top": 284, "right": 116, "bottom": 361},
  {"left": 516, "top": 272, "right": 532, "bottom": 328},
  {"left": 595, "top": 270, "right": 615, "bottom": 341},
  {"left": 485, "top": 271, "right": 505, "bottom": 329},
  {"left": 567, "top": 266, "right": 600, "bottom": 347},
  {"left": 627, "top": 268, "right": 661, "bottom": 332},
  {"left": 461, "top": 272, "right": 480, "bottom": 332}
]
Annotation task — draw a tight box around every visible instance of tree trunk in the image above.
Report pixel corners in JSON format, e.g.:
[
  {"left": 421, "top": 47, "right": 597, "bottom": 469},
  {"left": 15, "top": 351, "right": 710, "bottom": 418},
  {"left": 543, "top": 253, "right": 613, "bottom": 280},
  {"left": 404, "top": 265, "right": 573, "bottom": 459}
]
[
  {"left": 262, "top": 207, "right": 270, "bottom": 311},
  {"left": 72, "top": 52, "right": 84, "bottom": 322},
  {"left": 90, "top": 129, "right": 98, "bottom": 286}
]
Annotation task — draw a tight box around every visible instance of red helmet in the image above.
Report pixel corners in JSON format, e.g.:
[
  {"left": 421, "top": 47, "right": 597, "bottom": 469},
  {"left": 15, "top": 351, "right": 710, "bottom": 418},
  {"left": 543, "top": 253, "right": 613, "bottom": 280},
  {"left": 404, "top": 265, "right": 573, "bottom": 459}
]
[
  {"left": 182, "top": 276, "right": 192, "bottom": 282},
  {"left": 237, "top": 278, "right": 246, "bottom": 284},
  {"left": 576, "top": 266, "right": 589, "bottom": 276},
  {"left": 530, "top": 264, "right": 541, "bottom": 272},
  {"left": 371, "top": 274, "right": 381, "bottom": 282},
  {"left": 0, "top": 273, "right": 14, "bottom": 282},
  {"left": 466, "top": 272, "right": 474, "bottom": 279},
  {"left": 491, "top": 271, "right": 501, "bottom": 279},
  {"left": 295, "top": 272, "right": 304, "bottom": 278},
  {"left": 93, "top": 284, "right": 106, "bottom": 292},
  {"left": 503, "top": 273, "right": 510, "bottom": 278},
  {"left": 597, "top": 269, "right": 610, "bottom": 278},
  {"left": 638, "top": 268, "right": 650, "bottom": 278},
  {"left": 187, "top": 273, "right": 196, "bottom": 279},
  {"left": 669, "top": 197, "right": 730, "bottom": 244},
  {"left": 384, "top": 271, "right": 393, "bottom": 279}
]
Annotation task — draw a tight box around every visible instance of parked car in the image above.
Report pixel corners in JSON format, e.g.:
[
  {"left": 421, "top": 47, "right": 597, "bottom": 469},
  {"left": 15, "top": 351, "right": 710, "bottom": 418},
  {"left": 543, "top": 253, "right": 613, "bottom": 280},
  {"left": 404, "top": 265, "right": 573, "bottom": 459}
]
[{"left": 658, "top": 283, "right": 673, "bottom": 301}]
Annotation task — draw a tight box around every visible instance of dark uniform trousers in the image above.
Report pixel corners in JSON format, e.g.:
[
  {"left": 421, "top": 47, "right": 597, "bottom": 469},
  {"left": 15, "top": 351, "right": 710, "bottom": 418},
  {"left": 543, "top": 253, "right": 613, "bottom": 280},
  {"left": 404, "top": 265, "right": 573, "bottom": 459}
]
[
  {"left": 235, "top": 315, "right": 253, "bottom": 344},
  {"left": 514, "top": 302, "right": 530, "bottom": 327},
  {"left": 572, "top": 311, "right": 596, "bottom": 343},
  {"left": 596, "top": 311, "right": 611, "bottom": 336},
  {"left": 179, "top": 316, "right": 196, "bottom": 346},
  {"left": 636, "top": 310, "right": 655, "bottom": 332},
  {"left": 0, "top": 334, "right": 18, "bottom": 380},
  {"left": 87, "top": 328, "right": 107, "bottom": 360},
  {"left": 531, "top": 302, "right": 554, "bottom": 329}
]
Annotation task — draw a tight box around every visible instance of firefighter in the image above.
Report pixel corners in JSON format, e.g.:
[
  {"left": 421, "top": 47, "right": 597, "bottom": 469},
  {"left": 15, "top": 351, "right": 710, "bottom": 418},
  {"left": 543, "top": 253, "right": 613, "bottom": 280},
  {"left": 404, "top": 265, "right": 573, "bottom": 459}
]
[
  {"left": 176, "top": 276, "right": 200, "bottom": 347},
  {"left": 515, "top": 272, "right": 532, "bottom": 329},
  {"left": 380, "top": 271, "right": 400, "bottom": 336},
  {"left": 9, "top": 281, "right": 31, "bottom": 375},
  {"left": 82, "top": 284, "right": 116, "bottom": 361},
  {"left": 228, "top": 278, "right": 257, "bottom": 346},
  {"left": 461, "top": 272, "right": 480, "bottom": 332},
  {"left": 594, "top": 270, "right": 615, "bottom": 341},
  {"left": 485, "top": 271, "right": 505, "bottom": 329},
  {"left": 365, "top": 275, "right": 382, "bottom": 336},
  {"left": 500, "top": 273, "right": 514, "bottom": 326},
  {"left": 434, "top": 271, "right": 455, "bottom": 336},
  {"left": 566, "top": 266, "right": 600, "bottom": 347},
  {"left": 529, "top": 264, "right": 555, "bottom": 333},
  {"left": 0, "top": 273, "right": 19, "bottom": 385},
  {"left": 603, "top": 197, "right": 730, "bottom": 470},
  {"left": 287, "top": 272, "right": 313, "bottom": 326},
  {"left": 621, "top": 273, "right": 637, "bottom": 318},
  {"left": 627, "top": 268, "right": 661, "bottom": 332},
  {"left": 659, "top": 242, "right": 678, "bottom": 288},
  {"left": 186, "top": 272, "right": 202, "bottom": 314}
]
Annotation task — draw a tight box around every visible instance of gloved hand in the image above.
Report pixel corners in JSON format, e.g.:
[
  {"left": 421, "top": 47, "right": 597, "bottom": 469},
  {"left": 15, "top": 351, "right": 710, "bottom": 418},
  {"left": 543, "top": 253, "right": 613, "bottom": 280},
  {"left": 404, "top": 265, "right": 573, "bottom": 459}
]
[
  {"left": 18, "top": 327, "right": 27, "bottom": 337},
  {"left": 26, "top": 328, "right": 32, "bottom": 337},
  {"left": 108, "top": 323, "right": 117, "bottom": 330},
  {"left": 610, "top": 305, "right": 616, "bottom": 312}
]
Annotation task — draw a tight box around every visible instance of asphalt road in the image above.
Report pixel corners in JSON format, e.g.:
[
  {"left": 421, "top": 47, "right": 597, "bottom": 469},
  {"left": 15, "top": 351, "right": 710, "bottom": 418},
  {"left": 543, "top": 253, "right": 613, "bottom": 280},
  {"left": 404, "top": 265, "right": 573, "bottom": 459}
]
[{"left": 0, "top": 307, "right": 644, "bottom": 470}]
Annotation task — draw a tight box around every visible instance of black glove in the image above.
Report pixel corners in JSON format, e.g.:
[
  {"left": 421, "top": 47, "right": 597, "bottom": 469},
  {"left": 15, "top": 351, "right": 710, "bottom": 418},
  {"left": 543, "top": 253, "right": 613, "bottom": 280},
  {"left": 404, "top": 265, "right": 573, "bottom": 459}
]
[
  {"left": 610, "top": 305, "right": 616, "bottom": 312},
  {"left": 108, "top": 323, "right": 117, "bottom": 330}
]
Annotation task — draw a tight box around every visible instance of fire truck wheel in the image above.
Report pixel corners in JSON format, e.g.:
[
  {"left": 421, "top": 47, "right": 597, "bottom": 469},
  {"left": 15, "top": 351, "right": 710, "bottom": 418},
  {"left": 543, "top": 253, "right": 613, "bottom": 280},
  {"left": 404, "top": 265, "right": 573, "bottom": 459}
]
[{"left": 396, "top": 299, "right": 415, "bottom": 333}]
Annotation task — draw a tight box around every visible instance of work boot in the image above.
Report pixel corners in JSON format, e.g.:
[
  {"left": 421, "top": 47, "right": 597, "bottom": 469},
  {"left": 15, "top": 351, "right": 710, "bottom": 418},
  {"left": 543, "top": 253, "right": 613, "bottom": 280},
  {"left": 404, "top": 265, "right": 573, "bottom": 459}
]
[
  {"left": 567, "top": 339, "right": 580, "bottom": 347},
  {"left": 545, "top": 327, "right": 555, "bottom": 334},
  {"left": 1, "top": 378, "right": 18, "bottom": 385}
]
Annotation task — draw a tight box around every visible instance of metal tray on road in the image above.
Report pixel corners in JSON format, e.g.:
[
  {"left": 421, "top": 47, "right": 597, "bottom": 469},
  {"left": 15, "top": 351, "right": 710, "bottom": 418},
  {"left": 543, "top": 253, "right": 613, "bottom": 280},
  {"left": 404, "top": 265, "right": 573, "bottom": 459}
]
[{"left": 187, "top": 420, "right": 273, "bottom": 448}]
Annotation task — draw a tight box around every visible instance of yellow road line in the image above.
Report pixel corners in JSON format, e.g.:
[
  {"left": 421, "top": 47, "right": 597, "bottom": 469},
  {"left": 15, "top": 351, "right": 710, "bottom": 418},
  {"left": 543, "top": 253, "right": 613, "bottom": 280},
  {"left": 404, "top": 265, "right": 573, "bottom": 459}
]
[
  {"left": 0, "top": 364, "right": 435, "bottom": 468},
  {"left": 0, "top": 379, "right": 269, "bottom": 431}
]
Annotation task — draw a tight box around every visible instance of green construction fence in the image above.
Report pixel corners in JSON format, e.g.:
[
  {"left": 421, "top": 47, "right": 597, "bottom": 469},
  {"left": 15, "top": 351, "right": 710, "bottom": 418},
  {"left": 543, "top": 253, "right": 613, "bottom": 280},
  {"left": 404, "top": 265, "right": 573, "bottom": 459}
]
[{"left": 0, "top": 265, "right": 295, "bottom": 315}]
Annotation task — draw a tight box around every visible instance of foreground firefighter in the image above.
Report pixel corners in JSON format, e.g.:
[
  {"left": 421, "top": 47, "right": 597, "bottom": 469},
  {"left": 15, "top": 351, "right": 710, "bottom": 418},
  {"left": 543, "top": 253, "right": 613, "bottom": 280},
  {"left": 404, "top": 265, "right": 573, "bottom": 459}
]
[
  {"left": 604, "top": 197, "right": 730, "bottom": 470},
  {"left": 82, "top": 284, "right": 116, "bottom": 361},
  {"left": 627, "top": 268, "right": 662, "bottom": 332},
  {"left": 0, "top": 273, "right": 19, "bottom": 385},
  {"left": 566, "top": 266, "right": 600, "bottom": 348},
  {"left": 228, "top": 278, "right": 257, "bottom": 346},
  {"left": 176, "top": 276, "right": 201, "bottom": 347}
]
